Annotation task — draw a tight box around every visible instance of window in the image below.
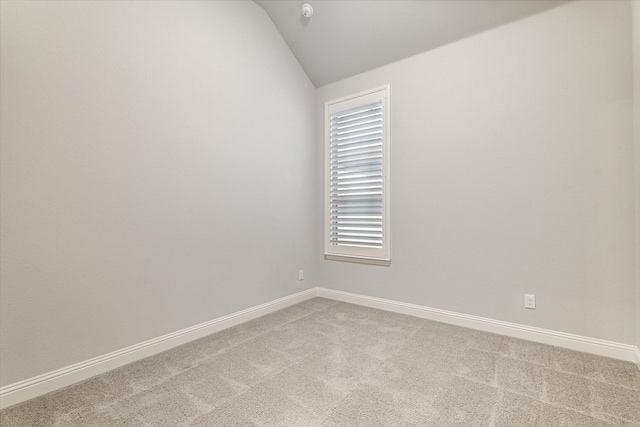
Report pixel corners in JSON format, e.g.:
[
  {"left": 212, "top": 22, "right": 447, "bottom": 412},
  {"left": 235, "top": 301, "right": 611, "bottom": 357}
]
[{"left": 324, "top": 86, "right": 391, "bottom": 266}]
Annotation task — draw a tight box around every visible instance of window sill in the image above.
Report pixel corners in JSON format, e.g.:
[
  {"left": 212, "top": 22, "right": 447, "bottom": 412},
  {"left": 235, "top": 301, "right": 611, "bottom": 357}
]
[{"left": 324, "top": 254, "right": 391, "bottom": 266}]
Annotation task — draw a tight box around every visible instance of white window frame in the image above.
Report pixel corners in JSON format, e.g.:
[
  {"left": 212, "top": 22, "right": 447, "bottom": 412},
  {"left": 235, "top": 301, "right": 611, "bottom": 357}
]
[{"left": 324, "top": 85, "right": 391, "bottom": 266}]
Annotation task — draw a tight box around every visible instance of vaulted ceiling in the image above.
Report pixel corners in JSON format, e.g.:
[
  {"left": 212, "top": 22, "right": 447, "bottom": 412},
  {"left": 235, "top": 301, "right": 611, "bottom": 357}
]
[{"left": 255, "top": 0, "right": 570, "bottom": 87}]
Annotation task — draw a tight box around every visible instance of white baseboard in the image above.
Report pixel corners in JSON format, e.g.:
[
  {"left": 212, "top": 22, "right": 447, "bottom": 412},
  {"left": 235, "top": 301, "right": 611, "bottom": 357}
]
[
  {"left": 315, "top": 287, "right": 639, "bottom": 364},
  {"left": 0, "top": 288, "right": 316, "bottom": 410},
  {"left": 2, "top": 286, "right": 637, "bottom": 410}
]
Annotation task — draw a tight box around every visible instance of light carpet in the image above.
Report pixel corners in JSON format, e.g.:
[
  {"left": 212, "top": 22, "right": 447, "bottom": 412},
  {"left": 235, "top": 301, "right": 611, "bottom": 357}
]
[{"left": 1, "top": 298, "right": 639, "bottom": 426}]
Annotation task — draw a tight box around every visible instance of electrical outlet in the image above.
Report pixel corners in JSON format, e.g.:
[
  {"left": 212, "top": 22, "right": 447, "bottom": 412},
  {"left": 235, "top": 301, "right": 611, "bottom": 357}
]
[
  {"left": 298, "top": 270, "right": 304, "bottom": 281},
  {"left": 524, "top": 294, "right": 536, "bottom": 309}
]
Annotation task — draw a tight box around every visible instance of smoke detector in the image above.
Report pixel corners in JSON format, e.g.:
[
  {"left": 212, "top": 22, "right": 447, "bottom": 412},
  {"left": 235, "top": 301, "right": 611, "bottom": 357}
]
[{"left": 301, "top": 3, "right": 313, "bottom": 18}]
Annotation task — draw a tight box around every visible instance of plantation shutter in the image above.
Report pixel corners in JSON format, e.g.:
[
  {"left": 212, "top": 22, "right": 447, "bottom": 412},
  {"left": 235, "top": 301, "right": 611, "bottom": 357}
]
[
  {"left": 325, "top": 86, "right": 390, "bottom": 265},
  {"left": 329, "top": 101, "right": 384, "bottom": 249}
]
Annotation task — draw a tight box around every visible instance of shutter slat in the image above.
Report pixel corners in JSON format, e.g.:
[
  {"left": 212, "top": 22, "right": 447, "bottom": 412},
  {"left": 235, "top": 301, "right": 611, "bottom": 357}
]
[
  {"left": 332, "top": 234, "right": 383, "bottom": 239},
  {"left": 332, "top": 211, "right": 382, "bottom": 215},
  {"left": 333, "top": 154, "right": 381, "bottom": 162},
  {"left": 334, "top": 118, "right": 383, "bottom": 133},
  {"left": 334, "top": 243, "right": 382, "bottom": 249},
  {"left": 333, "top": 178, "right": 382, "bottom": 187},
  {"left": 330, "top": 236, "right": 382, "bottom": 243},
  {"left": 331, "top": 186, "right": 383, "bottom": 193},
  {"left": 332, "top": 167, "right": 381, "bottom": 176},
  {"left": 334, "top": 105, "right": 382, "bottom": 120},
  {"left": 332, "top": 173, "right": 382, "bottom": 181},
  {"left": 331, "top": 216, "right": 382, "bottom": 222},
  {"left": 332, "top": 109, "right": 382, "bottom": 123},
  {"left": 331, "top": 159, "right": 381, "bottom": 169},
  {"left": 334, "top": 145, "right": 382, "bottom": 156},
  {"left": 331, "top": 205, "right": 382, "bottom": 213},
  {"left": 331, "top": 136, "right": 382, "bottom": 148}
]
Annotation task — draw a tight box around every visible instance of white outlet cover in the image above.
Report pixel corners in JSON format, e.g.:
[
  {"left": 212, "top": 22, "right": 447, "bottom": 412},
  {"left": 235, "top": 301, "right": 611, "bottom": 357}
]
[
  {"left": 298, "top": 270, "right": 304, "bottom": 281},
  {"left": 524, "top": 294, "right": 536, "bottom": 309}
]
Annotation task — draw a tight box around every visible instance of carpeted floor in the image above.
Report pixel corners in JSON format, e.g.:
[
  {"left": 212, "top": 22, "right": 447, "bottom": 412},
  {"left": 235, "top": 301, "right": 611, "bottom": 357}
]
[{"left": 1, "top": 297, "right": 639, "bottom": 426}]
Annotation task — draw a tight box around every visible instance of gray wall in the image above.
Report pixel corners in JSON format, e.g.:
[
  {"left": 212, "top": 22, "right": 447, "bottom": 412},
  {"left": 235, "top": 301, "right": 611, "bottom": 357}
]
[
  {"left": 316, "top": 0, "right": 636, "bottom": 344},
  {"left": 0, "top": 0, "right": 317, "bottom": 386},
  {"left": 633, "top": 0, "right": 640, "bottom": 351}
]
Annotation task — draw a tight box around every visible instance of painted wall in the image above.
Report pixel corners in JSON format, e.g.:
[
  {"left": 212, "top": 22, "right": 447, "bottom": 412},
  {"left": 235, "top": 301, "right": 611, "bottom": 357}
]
[
  {"left": 633, "top": 0, "right": 640, "bottom": 351},
  {"left": 317, "top": 0, "right": 636, "bottom": 344},
  {"left": 0, "top": 0, "right": 317, "bottom": 386}
]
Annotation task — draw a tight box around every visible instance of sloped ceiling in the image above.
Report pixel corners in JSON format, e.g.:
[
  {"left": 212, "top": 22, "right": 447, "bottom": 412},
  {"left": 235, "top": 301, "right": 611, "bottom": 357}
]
[{"left": 255, "top": 0, "right": 570, "bottom": 87}]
